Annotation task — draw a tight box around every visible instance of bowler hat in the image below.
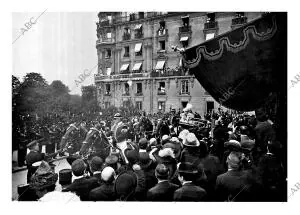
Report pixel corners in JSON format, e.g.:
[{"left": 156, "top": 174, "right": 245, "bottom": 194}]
[
  {"left": 125, "top": 149, "right": 139, "bottom": 164},
  {"left": 178, "top": 162, "right": 198, "bottom": 175},
  {"left": 115, "top": 173, "right": 137, "bottom": 199},
  {"left": 138, "top": 152, "right": 152, "bottom": 169}
]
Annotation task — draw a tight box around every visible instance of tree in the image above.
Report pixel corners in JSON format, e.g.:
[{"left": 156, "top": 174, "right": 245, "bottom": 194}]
[{"left": 49, "top": 80, "right": 70, "bottom": 96}]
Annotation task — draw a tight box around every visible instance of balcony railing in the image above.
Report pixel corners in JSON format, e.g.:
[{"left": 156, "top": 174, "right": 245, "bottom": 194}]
[
  {"left": 113, "top": 12, "right": 169, "bottom": 24},
  {"left": 179, "top": 26, "right": 191, "bottom": 33},
  {"left": 135, "top": 31, "right": 143, "bottom": 39},
  {"left": 157, "top": 90, "right": 166, "bottom": 95},
  {"left": 231, "top": 16, "right": 248, "bottom": 26},
  {"left": 204, "top": 21, "right": 218, "bottom": 30},
  {"left": 135, "top": 92, "right": 143, "bottom": 96},
  {"left": 94, "top": 72, "right": 150, "bottom": 81},
  {"left": 157, "top": 28, "right": 168, "bottom": 36},
  {"left": 180, "top": 91, "right": 190, "bottom": 95},
  {"left": 150, "top": 68, "right": 186, "bottom": 77},
  {"left": 96, "top": 38, "right": 114, "bottom": 45},
  {"left": 123, "top": 33, "right": 131, "bottom": 41}
]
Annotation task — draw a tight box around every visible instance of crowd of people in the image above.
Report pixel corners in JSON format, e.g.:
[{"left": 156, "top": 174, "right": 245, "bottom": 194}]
[{"left": 15, "top": 106, "right": 286, "bottom": 202}]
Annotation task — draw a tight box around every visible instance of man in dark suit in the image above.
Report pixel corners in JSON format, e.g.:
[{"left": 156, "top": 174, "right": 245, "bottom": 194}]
[
  {"left": 215, "top": 152, "right": 251, "bottom": 201},
  {"left": 89, "top": 167, "right": 116, "bottom": 201},
  {"left": 62, "top": 159, "right": 99, "bottom": 201},
  {"left": 174, "top": 162, "right": 207, "bottom": 201},
  {"left": 89, "top": 156, "right": 103, "bottom": 186},
  {"left": 147, "top": 164, "right": 179, "bottom": 201}
]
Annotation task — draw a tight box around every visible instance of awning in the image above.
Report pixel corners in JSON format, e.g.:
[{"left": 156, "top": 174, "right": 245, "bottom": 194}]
[
  {"left": 132, "top": 62, "right": 142, "bottom": 71},
  {"left": 205, "top": 33, "right": 215, "bottom": 41},
  {"left": 120, "top": 64, "right": 129, "bottom": 71},
  {"left": 134, "top": 43, "right": 142, "bottom": 52},
  {"left": 183, "top": 13, "right": 287, "bottom": 111},
  {"left": 180, "top": 36, "right": 189, "bottom": 42},
  {"left": 155, "top": 60, "right": 165, "bottom": 70},
  {"left": 106, "top": 68, "right": 111, "bottom": 75},
  {"left": 134, "top": 24, "right": 142, "bottom": 30}
]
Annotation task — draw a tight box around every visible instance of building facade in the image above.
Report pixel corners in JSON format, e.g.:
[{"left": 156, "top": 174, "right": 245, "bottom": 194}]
[{"left": 94, "top": 12, "right": 263, "bottom": 116}]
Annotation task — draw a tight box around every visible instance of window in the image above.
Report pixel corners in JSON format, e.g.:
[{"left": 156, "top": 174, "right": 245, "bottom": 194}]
[
  {"left": 207, "top": 13, "right": 215, "bottom": 22},
  {"left": 136, "top": 101, "right": 142, "bottom": 110},
  {"left": 182, "top": 16, "right": 189, "bottom": 26},
  {"left": 138, "top": 12, "right": 144, "bottom": 19},
  {"left": 134, "top": 24, "right": 143, "bottom": 39},
  {"left": 107, "top": 15, "right": 112, "bottom": 23},
  {"left": 136, "top": 83, "right": 143, "bottom": 95},
  {"left": 159, "top": 41, "right": 165, "bottom": 51},
  {"left": 235, "top": 12, "right": 245, "bottom": 18},
  {"left": 158, "top": 82, "right": 166, "bottom": 94},
  {"left": 129, "top": 13, "right": 136, "bottom": 21},
  {"left": 155, "top": 60, "right": 166, "bottom": 71},
  {"left": 158, "top": 20, "right": 166, "bottom": 36},
  {"left": 120, "top": 64, "right": 130, "bottom": 74},
  {"left": 135, "top": 43, "right": 143, "bottom": 56},
  {"left": 104, "top": 102, "right": 110, "bottom": 109},
  {"left": 105, "top": 49, "right": 111, "bottom": 59},
  {"left": 181, "top": 80, "right": 189, "bottom": 95},
  {"left": 124, "top": 46, "right": 130, "bottom": 57},
  {"left": 159, "top": 20, "right": 165, "bottom": 29},
  {"left": 158, "top": 101, "right": 166, "bottom": 112},
  {"left": 132, "top": 62, "right": 142, "bottom": 73},
  {"left": 107, "top": 32, "right": 112, "bottom": 39},
  {"left": 123, "top": 28, "right": 131, "bottom": 40},
  {"left": 180, "top": 36, "right": 189, "bottom": 48},
  {"left": 105, "top": 84, "right": 111, "bottom": 95},
  {"left": 124, "top": 83, "right": 130, "bottom": 95},
  {"left": 106, "top": 67, "right": 112, "bottom": 75}
]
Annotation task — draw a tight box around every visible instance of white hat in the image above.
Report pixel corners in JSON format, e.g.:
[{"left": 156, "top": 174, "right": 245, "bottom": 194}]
[
  {"left": 178, "top": 129, "right": 189, "bottom": 141},
  {"left": 149, "top": 138, "right": 157, "bottom": 145},
  {"left": 183, "top": 133, "right": 200, "bottom": 147},
  {"left": 101, "top": 166, "right": 115, "bottom": 182}
]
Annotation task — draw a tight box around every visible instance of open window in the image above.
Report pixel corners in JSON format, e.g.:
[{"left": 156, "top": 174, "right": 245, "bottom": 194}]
[
  {"left": 159, "top": 40, "right": 166, "bottom": 51},
  {"left": 124, "top": 83, "right": 130, "bottom": 95},
  {"left": 136, "top": 83, "right": 143, "bottom": 95},
  {"left": 105, "top": 49, "right": 111, "bottom": 59},
  {"left": 105, "top": 84, "right": 111, "bottom": 95},
  {"left": 120, "top": 63, "right": 129, "bottom": 74},
  {"left": 132, "top": 62, "right": 142, "bottom": 73},
  {"left": 135, "top": 43, "right": 143, "bottom": 56},
  {"left": 124, "top": 46, "right": 130, "bottom": 57},
  {"left": 180, "top": 36, "right": 189, "bottom": 48},
  {"left": 158, "top": 82, "right": 166, "bottom": 94}
]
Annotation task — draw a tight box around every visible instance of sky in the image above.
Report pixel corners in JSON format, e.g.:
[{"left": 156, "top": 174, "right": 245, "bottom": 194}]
[{"left": 12, "top": 12, "right": 98, "bottom": 95}]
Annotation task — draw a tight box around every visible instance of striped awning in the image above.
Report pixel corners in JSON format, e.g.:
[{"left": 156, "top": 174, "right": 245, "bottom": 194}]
[
  {"left": 155, "top": 60, "right": 165, "bottom": 70},
  {"left": 132, "top": 62, "right": 142, "bottom": 71},
  {"left": 120, "top": 64, "right": 129, "bottom": 71},
  {"left": 135, "top": 43, "right": 142, "bottom": 52}
]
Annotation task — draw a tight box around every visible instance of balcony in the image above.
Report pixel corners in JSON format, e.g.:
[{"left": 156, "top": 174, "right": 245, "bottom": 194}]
[
  {"left": 179, "top": 26, "right": 191, "bottom": 33},
  {"left": 204, "top": 21, "right": 218, "bottom": 30},
  {"left": 94, "top": 72, "right": 150, "bottom": 82},
  {"left": 150, "top": 68, "right": 186, "bottom": 77},
  {"left": 157, "top": 90, "right": 166, "bottom": 95},
  {"left": 135, "top": 31, "right": 143, "bottom": 39},
  {"left": 180, "top": 91, "right": 190, "bottom": 96},
  {"left": 157, "top": 28, "right": 168, "bottom": 37},
  {"left": 99, "top": 20, "right": 110, "bottom": 27},
  {"left": 123, "top": 33, "right": 131, "bottom": 41},
  {"left": 96, "top": 38, "right": 114, "bottom": 46},
  {"left": 231, "top": 16, "right": 248, "bottom": 26}
]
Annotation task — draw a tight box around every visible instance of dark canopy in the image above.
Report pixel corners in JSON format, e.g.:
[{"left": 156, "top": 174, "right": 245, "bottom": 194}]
[{"left": 183, "top": 13, "right": 287, "bottom": 111}]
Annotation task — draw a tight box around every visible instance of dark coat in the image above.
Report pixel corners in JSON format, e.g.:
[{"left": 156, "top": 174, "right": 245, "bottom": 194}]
[
  {"left": 141, "top": 162, "right": 158, "bottom": 190},
  {"left": 91, "top": 173, "right": 102, "bottom": 186},
  {"left": 215, "top": 170, "right": 250, "bottom": 201},
  {"left": 147, "top": 181, "right": 179, "bottom": 201},
  {"left": 173, "top": 182, "right": 207, "bottom": 201},
  {"left": 63, "top": 176, "right": 99, "bottom": 201},
  {"left": 254, "top": 121, "right": 276, "bottom": 153},
  {"left": 89, "top": 183, "right": 116, "bottom": 201},
  {"left": 25, "top": 150, "right": 45, "bottom": 183}
]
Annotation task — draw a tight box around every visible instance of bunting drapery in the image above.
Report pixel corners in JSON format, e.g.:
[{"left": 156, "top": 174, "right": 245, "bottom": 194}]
[{"left": 182, "top": 13, "right": 287, "bottom": 111}]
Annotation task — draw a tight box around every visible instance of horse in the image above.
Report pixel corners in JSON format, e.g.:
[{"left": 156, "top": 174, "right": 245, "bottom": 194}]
[{"left": 156, "top": 118, "right": 171, "bottom": 140}]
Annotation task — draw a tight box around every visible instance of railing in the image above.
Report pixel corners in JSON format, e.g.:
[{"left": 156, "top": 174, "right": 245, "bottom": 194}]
[
  {"left": 150, "top": 68, "right": 186, "bottom": 77},
  {"left": 179, "top": 26, "right": 191, "bottom": 33},
  {"left": 123, "top": 33, "right": 131, "bottom": 41},
  {"left": 204, "top": 21, "right": 218, "bottom": 30},
  {"left": 96, "top": 38, "right": 114, "bottom": 45},
  {"left": 94, "top": 72, "right": 150, "bottom": 81},
  {"left": 157, "top": 90, "right": 166, "bottom": 95},
  {"left": 180, "top": 91, "right": 190, "bottom": 95},
  {"left": 135, "top": 92, "right": 143, "bottom": 96},
  {"left": 113, "top": 12, "right": 169, "bottom": 24},
  {"left": 231, "top": 16, "right": 248, "bottom": 26},
  {"left": 157, "top": 28, "right": 168, "bottom": 36}
]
